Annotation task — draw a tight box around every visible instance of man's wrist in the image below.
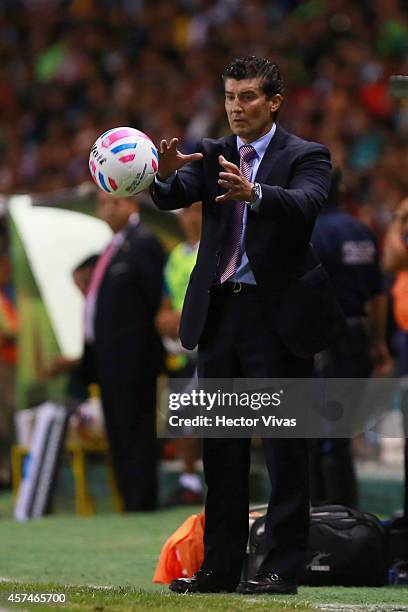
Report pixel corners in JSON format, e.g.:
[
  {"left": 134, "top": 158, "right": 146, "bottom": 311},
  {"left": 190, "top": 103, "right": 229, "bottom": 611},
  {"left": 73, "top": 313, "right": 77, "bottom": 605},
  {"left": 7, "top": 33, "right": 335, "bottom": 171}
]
[
  {"left": 155, "top": 171, "right": 177, "bottom": 184},
  {"left": 248, "top": 182, "right": 262, "bottom": 212},
  {"left": 157, "top": 172, "right": 173, "bottom": 182}
]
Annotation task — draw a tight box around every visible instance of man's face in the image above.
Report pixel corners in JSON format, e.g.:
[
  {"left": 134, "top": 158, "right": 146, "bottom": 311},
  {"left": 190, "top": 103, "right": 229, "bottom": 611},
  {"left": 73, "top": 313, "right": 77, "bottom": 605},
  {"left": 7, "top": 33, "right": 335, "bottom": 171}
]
[
  {"left": 97, "top": 193, "right": 137, "bottom": 233},
  {"left": 224, "top": 77, "right": 282, "bottom": 143}
]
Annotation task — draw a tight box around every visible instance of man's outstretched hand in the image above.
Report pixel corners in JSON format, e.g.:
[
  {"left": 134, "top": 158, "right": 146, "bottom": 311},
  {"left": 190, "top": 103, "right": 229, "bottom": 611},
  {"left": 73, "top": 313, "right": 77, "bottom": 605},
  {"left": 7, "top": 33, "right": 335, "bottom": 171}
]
[
  {"left": 158, "top": 138, "right": 203, "bottom": 180},
  {"left": 216, "top": 155, "right": 253, "bottom": 202}
]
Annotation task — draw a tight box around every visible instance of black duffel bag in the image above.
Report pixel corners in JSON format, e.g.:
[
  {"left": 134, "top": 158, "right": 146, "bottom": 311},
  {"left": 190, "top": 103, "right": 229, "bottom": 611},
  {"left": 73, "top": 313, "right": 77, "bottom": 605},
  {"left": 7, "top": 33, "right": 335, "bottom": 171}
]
[
  {"left": 244, "top": 504, "right": 388, "bottom": 586},
  {"left": 387, "top": 517, "right": 408, "bottom": 568}
]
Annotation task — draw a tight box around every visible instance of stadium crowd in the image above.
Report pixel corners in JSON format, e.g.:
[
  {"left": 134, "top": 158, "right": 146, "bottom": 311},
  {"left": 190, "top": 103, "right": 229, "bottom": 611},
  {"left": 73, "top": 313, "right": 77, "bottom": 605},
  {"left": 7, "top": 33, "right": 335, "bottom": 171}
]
[{"left": 0, "top": 0, "right": 406, "bottom": 237}]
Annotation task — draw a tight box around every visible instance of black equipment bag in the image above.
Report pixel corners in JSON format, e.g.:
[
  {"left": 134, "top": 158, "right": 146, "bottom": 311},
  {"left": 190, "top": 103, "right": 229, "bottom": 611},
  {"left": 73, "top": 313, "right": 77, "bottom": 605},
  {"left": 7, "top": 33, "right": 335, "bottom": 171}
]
[
  {"left": 244, "top": 504, "right": 388, "bottom": 586},
  {"left": 387, "top": 517, "right": 408, "bottom": 567}
]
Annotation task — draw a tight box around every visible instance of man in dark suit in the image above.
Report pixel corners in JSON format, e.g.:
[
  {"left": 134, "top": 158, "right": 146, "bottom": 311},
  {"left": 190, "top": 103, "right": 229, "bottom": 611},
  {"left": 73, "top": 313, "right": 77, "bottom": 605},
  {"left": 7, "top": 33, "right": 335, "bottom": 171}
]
[
  {"left": 84, "top": 192, "right": 165, "bottom": 511},
  {"left": 151, "top": 56, "right": 337, "bottom": 594}
]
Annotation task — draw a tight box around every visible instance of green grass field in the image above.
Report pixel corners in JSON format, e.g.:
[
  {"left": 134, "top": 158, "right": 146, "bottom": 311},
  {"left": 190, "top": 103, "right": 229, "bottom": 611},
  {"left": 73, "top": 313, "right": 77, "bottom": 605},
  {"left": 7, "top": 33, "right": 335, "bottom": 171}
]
[{"left": 1, "top": 492, "right": 408, "bottom": 611}]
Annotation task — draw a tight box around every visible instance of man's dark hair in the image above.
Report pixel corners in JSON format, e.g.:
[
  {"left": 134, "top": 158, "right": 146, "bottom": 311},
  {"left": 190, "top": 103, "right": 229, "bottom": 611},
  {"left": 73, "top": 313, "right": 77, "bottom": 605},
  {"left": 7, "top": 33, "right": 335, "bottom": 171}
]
[{"left": 222, "top": 56, "right": 284, "bottom": 98}]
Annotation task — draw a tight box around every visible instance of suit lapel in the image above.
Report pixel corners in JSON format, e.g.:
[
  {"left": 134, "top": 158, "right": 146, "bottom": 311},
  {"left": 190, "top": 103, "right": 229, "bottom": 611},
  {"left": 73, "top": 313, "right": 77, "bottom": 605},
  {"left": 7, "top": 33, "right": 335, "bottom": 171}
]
[
  {"left": 219, "top": 125, "right": 289, "bottom": 185},
  {"left": 109, "top": 223, "right": 135, "bottom": 267},
  {"left": 214, "top": 127, "right": 289, "bottom": 229},
  {"left": 255, "top": 123, "right": 289, "bottom": 184},
  {"left": 222, "top": 134, "right": 239, "bottom": 167}
]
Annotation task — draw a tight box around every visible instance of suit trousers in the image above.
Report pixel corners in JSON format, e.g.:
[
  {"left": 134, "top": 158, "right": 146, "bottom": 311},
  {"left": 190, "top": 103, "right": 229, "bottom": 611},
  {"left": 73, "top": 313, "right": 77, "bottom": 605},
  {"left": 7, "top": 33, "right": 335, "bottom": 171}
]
[
  {"left": 99, "top": 378, "right": 158, "bottom": 511},
  {"left": 197, "top": 286, "right": 313, "bottom": 582}
]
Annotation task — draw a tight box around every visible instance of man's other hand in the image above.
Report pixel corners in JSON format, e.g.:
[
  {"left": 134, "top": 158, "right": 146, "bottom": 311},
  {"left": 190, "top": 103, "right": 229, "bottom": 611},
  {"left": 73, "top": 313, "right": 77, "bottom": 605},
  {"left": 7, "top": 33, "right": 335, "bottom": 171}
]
[
  {"left": 216, "top": 155, "right": 253, "bottom": 203},
  {"left": 158, "top": 138, "right": 203, "bottom": 180}
]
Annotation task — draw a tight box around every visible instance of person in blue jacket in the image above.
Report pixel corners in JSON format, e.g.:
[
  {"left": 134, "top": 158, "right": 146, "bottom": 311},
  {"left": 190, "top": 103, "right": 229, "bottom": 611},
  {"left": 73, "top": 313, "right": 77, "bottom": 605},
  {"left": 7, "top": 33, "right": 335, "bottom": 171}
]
[{"left": 311, "top": 169, "right": 391, "bottom": 507}]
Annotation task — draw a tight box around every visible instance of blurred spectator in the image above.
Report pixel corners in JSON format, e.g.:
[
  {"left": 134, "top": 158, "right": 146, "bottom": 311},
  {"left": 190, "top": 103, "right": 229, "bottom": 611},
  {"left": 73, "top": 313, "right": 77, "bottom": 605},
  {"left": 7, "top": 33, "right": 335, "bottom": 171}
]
[
  {"left": 72, "top": 253, "right": 99, "bottom": 296},
  {"left": 311, "top": 169, "right": 391, "bottom": 507},
  {"left": 0, "top": 253, "right": 17, "bottom": 487},
  {"left": 155, "top": 202, "right": 203, "bottom": 506},
  {"left": 0, "top": 0, "right": 405, "bottom": 244},
  {"left": 84, "top": 191, "right": 165, "bottom": 511},
  {"left": 383, "top": 198, "right": 408, "bottom": 376},
  {"left": 47, "top": 254, "right": 98, "bottom": 402},
  {"left": 383, "top": 197, "right": 408, "bottom": 373},
  {"left": 383, "top": 197, "right": 408, "bottom": 521}
]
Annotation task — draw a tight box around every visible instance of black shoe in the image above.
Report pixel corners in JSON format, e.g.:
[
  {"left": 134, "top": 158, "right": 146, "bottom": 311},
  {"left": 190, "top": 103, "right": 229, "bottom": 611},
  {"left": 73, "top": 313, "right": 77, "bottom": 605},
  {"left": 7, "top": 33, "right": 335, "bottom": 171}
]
[
  {"left": 169, "top": 569, "right": 238, "bottom": 593},
  {"left": 236, "top": 571, "right": 298, "bottom": 595}
]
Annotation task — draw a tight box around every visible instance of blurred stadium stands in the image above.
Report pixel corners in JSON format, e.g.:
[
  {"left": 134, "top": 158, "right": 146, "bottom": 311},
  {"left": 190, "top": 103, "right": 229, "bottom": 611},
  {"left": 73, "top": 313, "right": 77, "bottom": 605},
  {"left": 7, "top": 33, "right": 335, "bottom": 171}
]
[{"left": 0, "top": 0, "right": 405, "bottom": 236}]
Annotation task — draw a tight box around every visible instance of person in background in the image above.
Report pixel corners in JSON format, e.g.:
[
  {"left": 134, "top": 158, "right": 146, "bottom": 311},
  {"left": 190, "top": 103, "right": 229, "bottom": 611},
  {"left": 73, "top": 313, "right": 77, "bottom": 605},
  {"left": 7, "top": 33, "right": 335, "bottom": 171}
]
[
  {"left": 47, "top": 254, "right": 99, "bottom": 401},
  {"left": 84, "top": 192, "right": 165, "bottom": 512},
  {"left": 311, "top": 169, "right": 391, "bottom": 507},
  {"left": 383, "top": 197, "right": 408, "bottom": 522},
  {"left": 156, "top": 202, "right": 203, "bottom": 506},
  {"left": 72, "top": 255, "right": 99, "bottom": 296},
  {"left": 0, "top": 253, "right": 18, "bottom": 488}
]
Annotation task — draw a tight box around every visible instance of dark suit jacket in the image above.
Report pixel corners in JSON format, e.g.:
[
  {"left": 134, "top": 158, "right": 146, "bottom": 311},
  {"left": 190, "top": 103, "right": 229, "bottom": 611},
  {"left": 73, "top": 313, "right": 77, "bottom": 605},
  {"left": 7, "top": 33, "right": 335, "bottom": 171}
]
[
  {"left": 93, "top": 222, "right": 165, "bottom": 384},
  {"left": 151, "top": 124, "right": 344, "bottom": 357}
]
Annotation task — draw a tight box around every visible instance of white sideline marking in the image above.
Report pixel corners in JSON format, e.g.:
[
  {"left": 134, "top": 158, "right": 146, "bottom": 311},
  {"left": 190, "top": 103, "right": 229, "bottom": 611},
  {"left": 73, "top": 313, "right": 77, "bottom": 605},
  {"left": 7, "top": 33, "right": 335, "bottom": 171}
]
[{"left": 315, "top": 606, "right": 408, "bottom": 611}]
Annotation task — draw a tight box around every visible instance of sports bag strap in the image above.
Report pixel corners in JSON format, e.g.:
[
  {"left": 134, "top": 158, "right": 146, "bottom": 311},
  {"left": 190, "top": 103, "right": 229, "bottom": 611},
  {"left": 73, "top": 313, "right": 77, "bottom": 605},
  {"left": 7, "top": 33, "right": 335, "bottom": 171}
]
[{"left": 311, "top": 505, "right": 360, "bottom": 518}]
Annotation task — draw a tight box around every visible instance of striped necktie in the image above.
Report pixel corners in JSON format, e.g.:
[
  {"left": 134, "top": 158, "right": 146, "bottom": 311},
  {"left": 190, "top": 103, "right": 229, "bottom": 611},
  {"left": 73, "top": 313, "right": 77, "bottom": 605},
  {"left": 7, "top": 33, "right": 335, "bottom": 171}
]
[
  {"left": 218, "top": 144, "right": 257, "bottom": 283},
  {"left": 84, "top": 235, "right": 122, "bottom": 341}
]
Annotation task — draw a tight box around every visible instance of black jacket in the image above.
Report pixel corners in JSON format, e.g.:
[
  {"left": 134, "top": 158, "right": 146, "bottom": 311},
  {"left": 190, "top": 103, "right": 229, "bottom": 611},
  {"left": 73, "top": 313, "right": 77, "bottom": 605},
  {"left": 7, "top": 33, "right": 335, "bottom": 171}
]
[
  {"left": 94, "top": 222, "right": 165, "bottom": 383},
  {"left": 151, "top": 124, "right": 344, "bottom": 356}
]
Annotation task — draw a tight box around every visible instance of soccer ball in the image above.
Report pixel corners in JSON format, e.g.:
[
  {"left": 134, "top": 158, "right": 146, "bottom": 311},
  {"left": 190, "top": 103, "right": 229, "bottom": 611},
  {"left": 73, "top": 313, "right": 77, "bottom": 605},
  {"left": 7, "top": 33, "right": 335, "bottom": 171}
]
[{"left": 89, "top": 127, "right": 158, "bottom": 196}]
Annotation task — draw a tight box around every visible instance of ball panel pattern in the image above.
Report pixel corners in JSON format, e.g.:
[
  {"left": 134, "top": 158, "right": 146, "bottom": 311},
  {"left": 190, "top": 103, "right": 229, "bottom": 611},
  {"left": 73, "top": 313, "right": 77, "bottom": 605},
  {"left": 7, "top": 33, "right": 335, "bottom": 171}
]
[{"left": 89, "top": 127, "right": 158, "bottom": 196}]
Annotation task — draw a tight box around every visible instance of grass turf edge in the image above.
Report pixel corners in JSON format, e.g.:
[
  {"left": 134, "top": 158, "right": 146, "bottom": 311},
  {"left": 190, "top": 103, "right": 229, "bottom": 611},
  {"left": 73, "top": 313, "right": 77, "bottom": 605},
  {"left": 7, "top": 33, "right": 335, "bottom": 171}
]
[{"left": 0, "top": 582, "right": 315, "bottom": 611}]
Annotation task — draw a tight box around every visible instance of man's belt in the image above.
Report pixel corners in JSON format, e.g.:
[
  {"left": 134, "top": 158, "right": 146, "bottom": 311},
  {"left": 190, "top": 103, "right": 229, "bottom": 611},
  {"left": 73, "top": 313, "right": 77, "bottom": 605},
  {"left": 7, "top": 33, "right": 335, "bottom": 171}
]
[{"left": 211, "top": 282, "right": 259, "bottom": 295}]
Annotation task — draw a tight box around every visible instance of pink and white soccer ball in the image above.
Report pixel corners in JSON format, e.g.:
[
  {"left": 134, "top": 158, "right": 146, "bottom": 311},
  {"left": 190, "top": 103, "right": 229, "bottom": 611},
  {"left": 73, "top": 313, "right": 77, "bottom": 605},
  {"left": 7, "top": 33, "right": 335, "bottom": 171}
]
[{"left": 89, "top": 127, "right": 158, "bottom": 196}]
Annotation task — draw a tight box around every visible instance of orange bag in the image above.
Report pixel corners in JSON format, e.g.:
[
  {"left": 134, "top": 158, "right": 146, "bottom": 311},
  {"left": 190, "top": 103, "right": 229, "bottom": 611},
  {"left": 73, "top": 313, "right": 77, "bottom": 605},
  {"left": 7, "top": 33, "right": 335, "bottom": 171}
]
[
  {"left": 392, "top": 271, "right": 408, "bottom": 332},
  {"left": 152, "top": 513, "right": 204, "bottom": 584}
]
